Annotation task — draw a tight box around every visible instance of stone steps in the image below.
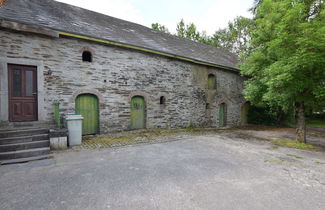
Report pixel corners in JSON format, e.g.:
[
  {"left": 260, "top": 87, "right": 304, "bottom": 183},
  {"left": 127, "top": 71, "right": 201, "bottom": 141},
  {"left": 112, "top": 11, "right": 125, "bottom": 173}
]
[
  {"left": 0, "top": 128, "right": 51, "bottom": 164},
  {"left": 0, "top": 128, "right": 49, "bottom": 138},
  {"left": 0, "top": 134, "right": 49, "bottom": 145},
  {"left": 0, "top": 140, "right": 50, "bottom": 152},
  {"left": 0, "top": 147, "right": 50, "bottom": 160}
]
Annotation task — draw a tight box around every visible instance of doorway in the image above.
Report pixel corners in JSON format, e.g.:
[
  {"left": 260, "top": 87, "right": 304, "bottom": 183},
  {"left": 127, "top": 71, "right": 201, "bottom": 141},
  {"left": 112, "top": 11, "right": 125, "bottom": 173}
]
[
  {"left": 130, "top": 96, "right": 146, "bottom": 129},
  {"left": 8, "top": 64, "right": 38, "bottom": 122},
  {"left": 75, "top": 94, "right": 99, "bottom": 135}
]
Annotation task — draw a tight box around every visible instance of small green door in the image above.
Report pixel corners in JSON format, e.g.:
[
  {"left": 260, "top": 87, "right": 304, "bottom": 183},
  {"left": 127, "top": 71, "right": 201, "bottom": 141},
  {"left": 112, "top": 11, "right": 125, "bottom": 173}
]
[
  {"left": 219, "top": 103, "right": 226, "bottom": 127},
  {"left": 131, "top": 96, "right": 145, "bottom": 129},
  {"left": 241, "top": 102, "right": 250, "bottom": 124},
  {"left": 75, "top": 94, "right": 99, "bottom": 135}
]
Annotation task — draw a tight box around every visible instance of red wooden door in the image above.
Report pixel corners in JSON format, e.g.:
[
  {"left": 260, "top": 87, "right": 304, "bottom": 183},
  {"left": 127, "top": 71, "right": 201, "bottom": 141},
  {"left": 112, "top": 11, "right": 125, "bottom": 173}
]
[{"left": 8, "top": 64, "right": 38, "bottom": 122}]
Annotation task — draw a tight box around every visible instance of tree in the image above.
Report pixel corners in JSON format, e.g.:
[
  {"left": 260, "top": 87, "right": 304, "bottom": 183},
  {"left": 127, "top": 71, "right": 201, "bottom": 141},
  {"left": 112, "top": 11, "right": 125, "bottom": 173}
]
[
  {"left": 176, "top": 19, "right": 186, "bottom": 38},
  {"left": 212, "top": 16, "right": 253, "bottom": 56},
  {"left": 241, "top": 0, "right": 325, "bottom": 143},
  {"left": 176, "top": 19, "right": 201, "bottom": 41},
  {"left": 151, "top": 23, "right": 170, "bottom": 34}
]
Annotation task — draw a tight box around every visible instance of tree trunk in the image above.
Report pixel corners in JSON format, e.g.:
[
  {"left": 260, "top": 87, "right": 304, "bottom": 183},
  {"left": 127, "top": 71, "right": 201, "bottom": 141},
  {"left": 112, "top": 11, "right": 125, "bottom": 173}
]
[{"left": 295, "top": 102, "right": 306, "bottom": 143}]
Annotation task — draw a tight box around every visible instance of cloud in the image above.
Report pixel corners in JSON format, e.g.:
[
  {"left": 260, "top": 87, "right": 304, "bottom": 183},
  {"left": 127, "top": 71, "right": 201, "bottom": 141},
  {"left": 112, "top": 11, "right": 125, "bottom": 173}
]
[{"left": 170, "top": 0, "right": 252, "bottom": 35}]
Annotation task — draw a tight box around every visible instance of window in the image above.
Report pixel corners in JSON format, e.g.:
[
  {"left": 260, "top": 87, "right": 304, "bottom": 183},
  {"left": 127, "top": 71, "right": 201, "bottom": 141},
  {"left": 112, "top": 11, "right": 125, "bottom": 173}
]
[
  {"left": 160, "top": 96, "right": 166, "bottom": 105},
  {"left": 82, "top": 51, "right": 92, "bottom": 62},
  {"left": 208, "top": 74, "right": 216, "bottom": 89}
]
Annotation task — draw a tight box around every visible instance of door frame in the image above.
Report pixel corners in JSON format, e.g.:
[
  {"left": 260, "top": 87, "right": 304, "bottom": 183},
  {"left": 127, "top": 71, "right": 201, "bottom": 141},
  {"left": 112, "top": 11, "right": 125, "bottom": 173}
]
[{"left": 0, "top": 58, "right": 45, "bottom": 123}]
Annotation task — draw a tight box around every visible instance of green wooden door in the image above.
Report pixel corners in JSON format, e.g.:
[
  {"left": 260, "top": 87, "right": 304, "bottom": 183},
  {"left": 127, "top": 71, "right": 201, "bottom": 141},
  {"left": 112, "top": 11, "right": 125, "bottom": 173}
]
[
  {"left": 219, "top": 103, "right": 226, "bottom": 127},
  {"left": 75, "top": 94, "right": 99, "bottom": 135},
  {"left": 241, "top": 102, "right": 250, "bottom": 124},
  {"left": 131, "top": 96, "right": 145, "bottom": 129}
]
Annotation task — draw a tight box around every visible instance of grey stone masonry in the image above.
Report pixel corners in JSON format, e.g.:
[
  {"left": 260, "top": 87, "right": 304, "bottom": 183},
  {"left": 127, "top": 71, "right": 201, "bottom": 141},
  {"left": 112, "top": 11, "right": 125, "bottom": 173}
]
[{"left": 0, "top": 29, "right": 246, "bottom": 133}]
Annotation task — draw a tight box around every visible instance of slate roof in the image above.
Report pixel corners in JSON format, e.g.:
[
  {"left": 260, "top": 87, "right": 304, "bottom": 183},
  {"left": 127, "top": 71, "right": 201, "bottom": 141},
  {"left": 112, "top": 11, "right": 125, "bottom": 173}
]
[{"left": 0, "top": 0, "right": 239, "bottom": 70}]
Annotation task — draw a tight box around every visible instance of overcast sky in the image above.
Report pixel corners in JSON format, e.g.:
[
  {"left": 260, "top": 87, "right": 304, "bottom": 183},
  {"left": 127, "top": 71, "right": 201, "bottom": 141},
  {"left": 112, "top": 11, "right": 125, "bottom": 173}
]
[{"left": 57, "top": 0, "right": 253, "bottom": 35}]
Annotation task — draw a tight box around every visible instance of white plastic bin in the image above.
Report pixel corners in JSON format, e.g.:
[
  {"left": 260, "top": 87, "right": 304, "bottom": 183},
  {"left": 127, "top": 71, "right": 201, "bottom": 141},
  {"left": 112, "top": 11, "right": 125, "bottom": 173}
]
[{"left": 65, "top": 114, "right": 83, "bottom": 146}]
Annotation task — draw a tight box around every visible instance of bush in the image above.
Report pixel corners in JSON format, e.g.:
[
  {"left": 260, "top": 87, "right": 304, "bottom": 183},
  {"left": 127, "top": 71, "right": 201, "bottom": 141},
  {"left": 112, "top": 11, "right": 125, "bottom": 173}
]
[{"left": 247, "top": 105, "right": 278, "bottom": 126}]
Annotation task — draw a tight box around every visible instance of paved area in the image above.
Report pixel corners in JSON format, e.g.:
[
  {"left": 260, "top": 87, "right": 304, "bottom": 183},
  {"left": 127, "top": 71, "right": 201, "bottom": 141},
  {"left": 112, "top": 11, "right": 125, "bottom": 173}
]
[{"left": 0, "top": 132, "right": 325, "bottom": 210}]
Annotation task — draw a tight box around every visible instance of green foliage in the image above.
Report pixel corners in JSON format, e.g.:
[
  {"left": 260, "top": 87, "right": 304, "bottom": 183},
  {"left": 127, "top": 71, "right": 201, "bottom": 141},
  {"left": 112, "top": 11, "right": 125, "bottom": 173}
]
[
  {"left": 212, "top": 16, "right": 254, "bottom": 56},
  {"left": 247, "top": 105, "right": 278, "bottom": 125},
  {"left": 241, "top": 0, "right": 325, "bottom": 117},
  {"left": 186, "top": 121, "right": 195, "bottom": 130},
  {"left": 152, "top": 16, "right": 254, "bottom": 56},
  {"left": 54, "top": 102, "right": 61, "bottom": 128},
  {"left": 176, "top": 19, "right": 200, "bottom": 41},
  {"left": 306, "top": 119, "right": 325, "bottom": 128},
  {"left": 151, "top": 23, "right": 170, "bottom": 34}
]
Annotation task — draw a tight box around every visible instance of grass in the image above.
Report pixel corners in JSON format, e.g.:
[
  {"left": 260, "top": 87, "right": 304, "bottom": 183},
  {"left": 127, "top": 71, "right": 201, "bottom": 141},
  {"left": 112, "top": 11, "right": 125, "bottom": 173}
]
[
  {"left": 78, "top": 128, "right": 225, "bottom": 149},
  {"left": 315, "top": 161, "right": 325, "bottom": 165},
  {"left": 306, "top": 119, "right": 325, "bottom": 128},
  {"left": 287, "top": 154, "right": 303, "bottom": 159},
  {"left": 272, "top": 138, "right": 315, "bottom": 150}
]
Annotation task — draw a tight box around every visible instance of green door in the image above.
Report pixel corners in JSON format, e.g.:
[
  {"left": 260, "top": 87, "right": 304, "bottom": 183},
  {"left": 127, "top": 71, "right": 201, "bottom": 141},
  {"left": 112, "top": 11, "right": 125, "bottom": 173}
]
[
  {"left": 219, "top": 103, "right": 226, "bottom": 127},
  {"left": 241, "top": 102, "right": 250, "bottom": 124},
  {"left": 75, "top": 94, "right": 99, "bottom": 135},
  {"left": 131, "top": 96, "right": 145, "bottom": 129}
]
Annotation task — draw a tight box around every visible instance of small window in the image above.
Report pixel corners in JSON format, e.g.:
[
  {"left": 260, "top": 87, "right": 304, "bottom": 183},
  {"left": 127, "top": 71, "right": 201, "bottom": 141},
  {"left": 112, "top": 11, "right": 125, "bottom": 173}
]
[
  {"left": 206, "top": 103, "right": 210, "bottom": 109},
  {"left": 208, "top": 74, "right": 216, "bottom": 89},
  {"left": 82, "top": 51, "right": 92, "bottom": 62},
  {"left": 160, "top": 96, "right": 166, "bottom": 105}
]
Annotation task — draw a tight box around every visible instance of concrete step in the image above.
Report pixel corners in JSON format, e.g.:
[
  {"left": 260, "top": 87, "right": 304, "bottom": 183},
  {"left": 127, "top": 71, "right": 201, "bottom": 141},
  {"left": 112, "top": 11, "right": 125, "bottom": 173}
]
[
  {"left": 0, "top": 140, "right": 50, "bottom": 152},
  {"left": 0, "top": 154, "right": 52, "bottom": 165},
  {"left": 0, "top": 147, "right": 50, "bottom": 160},
  {"left": 0, "top": 128, "right": 49, "bottom": 139},
  {"left": 0, "top": 134, "right": 49, "bottom": 145}
]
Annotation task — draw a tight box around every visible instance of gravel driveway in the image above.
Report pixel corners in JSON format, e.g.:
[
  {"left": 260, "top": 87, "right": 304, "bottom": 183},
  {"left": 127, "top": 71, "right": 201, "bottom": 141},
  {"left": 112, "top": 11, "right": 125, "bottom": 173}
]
[{"left": 0, "top": 132, "right": 324, "bottom": 210}]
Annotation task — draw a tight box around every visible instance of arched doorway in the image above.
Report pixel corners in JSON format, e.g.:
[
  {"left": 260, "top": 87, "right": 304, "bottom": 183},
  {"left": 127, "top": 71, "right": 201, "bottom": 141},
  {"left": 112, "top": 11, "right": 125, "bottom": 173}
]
[
  {"left": 75, "top": 94, "right": 99, "bottom": 135},
  {"left": 130, "top": 96, "right": 146, "bottom": 129},
  {"left": 219, "top": 103, "right": 227, "bottom": 127},
  {"left": 241, "top": 102, "right": 250, "bottom": 125}
]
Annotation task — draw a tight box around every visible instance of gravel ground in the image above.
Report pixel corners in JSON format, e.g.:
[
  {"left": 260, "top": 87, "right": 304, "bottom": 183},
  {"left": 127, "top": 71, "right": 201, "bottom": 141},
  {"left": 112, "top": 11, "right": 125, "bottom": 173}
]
[{"left": 0, "top": 128, "right": 324, "bottom": 210}]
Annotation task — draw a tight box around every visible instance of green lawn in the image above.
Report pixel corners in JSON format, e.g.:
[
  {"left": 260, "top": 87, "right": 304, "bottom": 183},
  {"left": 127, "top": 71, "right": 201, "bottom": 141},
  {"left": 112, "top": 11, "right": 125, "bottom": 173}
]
[{"left": 306, "top": 119, "right": 325, "bottom": 129}]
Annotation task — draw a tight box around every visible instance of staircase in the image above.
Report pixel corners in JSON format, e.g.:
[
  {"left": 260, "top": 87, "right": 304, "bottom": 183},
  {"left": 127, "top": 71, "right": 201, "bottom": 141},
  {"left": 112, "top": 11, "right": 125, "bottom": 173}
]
[{"left": 0, "top": 128, "right": 51, "bottom": 165}]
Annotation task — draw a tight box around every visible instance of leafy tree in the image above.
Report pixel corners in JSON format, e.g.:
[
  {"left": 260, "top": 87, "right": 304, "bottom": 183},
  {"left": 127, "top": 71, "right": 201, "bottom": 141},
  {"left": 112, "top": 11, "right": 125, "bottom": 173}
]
[
  {"left": 176, "top": 19, "right": 201, "bottom": 41},
  {"left": 241, "top": 0, "right": 325, "bottom": 143},
  {"left": 176, "top": 19, "right": 186, "bottom": 38},
  {"left": 151, "top": 23, "right": 170, "bottom": 34},
  {"left": 212, "top": 16, "right": 253, "bottom": 56}
]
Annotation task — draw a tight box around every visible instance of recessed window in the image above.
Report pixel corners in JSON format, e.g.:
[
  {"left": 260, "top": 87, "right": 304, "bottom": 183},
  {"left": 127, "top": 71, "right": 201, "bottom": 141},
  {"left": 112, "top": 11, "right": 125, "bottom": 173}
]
[
  {"left": 208, "top": 74, "right": 216, "bottom": 89},
  {"left": 206, "top": 103, "right": 210, "bottom": 109},
  {"left": 160, "top": 96, "right": 166, "bottom": 105},
  {"left": 82, "top": 51, "right": 92, "bottom": 62}
]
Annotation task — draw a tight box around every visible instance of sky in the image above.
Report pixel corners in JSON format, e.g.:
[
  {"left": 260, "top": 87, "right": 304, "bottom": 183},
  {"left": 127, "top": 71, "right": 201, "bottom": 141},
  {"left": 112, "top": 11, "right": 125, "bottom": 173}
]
[{"left": 56, "top": 0, "right": 254, "bottom": 35}]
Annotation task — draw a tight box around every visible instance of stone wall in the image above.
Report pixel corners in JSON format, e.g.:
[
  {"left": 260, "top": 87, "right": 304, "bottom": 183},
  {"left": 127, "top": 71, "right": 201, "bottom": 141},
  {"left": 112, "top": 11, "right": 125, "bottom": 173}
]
[{"left": 0, "top": 29, "right": 246, "bottom": 133}]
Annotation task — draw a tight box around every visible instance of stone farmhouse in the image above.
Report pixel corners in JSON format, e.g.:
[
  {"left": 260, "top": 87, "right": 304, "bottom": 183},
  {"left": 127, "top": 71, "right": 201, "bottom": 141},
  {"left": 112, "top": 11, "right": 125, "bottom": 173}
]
[{"left": 0, "top": 0, "right": 248, "bottom": 162}]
